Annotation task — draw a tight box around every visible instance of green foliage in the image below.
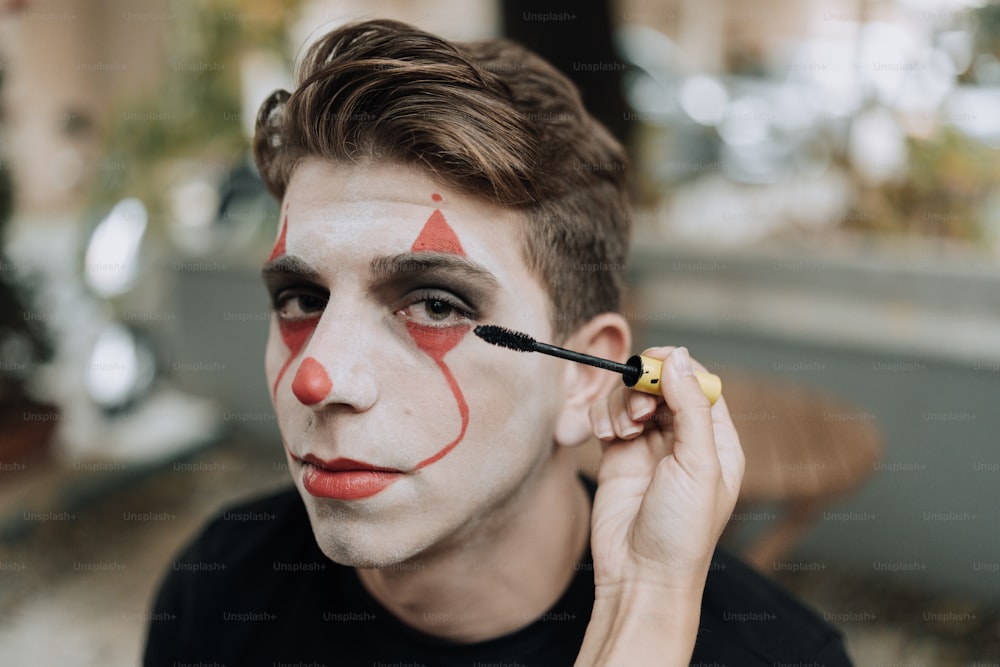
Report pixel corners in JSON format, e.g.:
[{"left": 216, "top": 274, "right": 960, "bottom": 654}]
[
  {"left": 845, "top": 127, "right": 1000, "bottom": 242},
  {"left": 95, "top": 0, "right": 299, "bottom": 221}
]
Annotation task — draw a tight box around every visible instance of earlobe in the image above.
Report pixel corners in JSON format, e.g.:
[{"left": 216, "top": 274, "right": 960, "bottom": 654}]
[{"left": 552, "top": 313, "right": 632, "bottom": 447}]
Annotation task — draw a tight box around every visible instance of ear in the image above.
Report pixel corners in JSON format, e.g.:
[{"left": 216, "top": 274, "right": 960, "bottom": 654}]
[{"left": 553, "top": 312, "right": 632, "bottom": 448}]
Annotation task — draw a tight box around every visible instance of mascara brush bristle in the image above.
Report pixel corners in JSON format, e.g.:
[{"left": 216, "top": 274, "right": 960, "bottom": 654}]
[{"left": 473, "top": 325, "right": 538, "bottom": 352}]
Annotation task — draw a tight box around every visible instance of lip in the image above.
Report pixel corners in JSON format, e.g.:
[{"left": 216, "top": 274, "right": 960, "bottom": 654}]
[{"left": 295, "top": 454, "right": 406, "bottom": 500}]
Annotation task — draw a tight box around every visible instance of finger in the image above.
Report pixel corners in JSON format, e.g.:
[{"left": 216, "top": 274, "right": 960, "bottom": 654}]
[
  {"left": 627, "top": 346, "right": 672, "bottom": 422},
  {"left": 588, "top": 394, "right": 616, "bottom": 442},
  {"left": 658, "top": 347, "right": 721, "bottom": 478},
  {"left": 626, "top": 390, "right": 658, "bottom": 423},
  {"left": 640, "top": 417, "right": 674, "bottom": 461},
  {"left": 609, "top": 384, "right": 644, "bottom": 440},
  {"left": 592, "top": 386, "right": 661, "bottom": 482},
  {"left": 708, "top": 393, "right": 745, "bottom": 498},
  {"left": 683, "top": 356, "right": 743, "bottom": 494}
]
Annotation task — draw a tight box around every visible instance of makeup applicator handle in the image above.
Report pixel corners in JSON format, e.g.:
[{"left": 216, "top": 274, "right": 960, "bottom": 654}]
[{"left": 626, "top": 355, "right": 722, "bottom": 405}]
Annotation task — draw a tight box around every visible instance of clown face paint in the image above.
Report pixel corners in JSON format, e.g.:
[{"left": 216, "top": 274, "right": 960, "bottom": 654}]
[
  {"left": 265, "top": 208, "right": 318, "bottom": 398},
  {"left": 262, "top": 158, "right": 569, "bottom": 568},
  {"left": 292, "top": 356, "right": 333, "bottom": 406},
  {"left": 406, "top": 200, "right": 470, "bottom": 469}
]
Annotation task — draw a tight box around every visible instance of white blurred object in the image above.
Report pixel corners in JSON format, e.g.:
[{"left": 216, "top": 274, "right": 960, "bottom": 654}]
[
  {"left": 848, "top": 107, "right": 908, "bottom": 185},
  {"left": 945, "top": 86, "right": 1000, "bottom": 148},
  {"left": 858, "top": 22, "right": 922, "bottom": 106},
  {"left": 615, "top": 23, "right": 679, "bottom": 72},
  {"left": 785, "top": 39, "right": 863, "bottom": 119},
  {"left": 718, "top": 96, "right": 771, "bottom": 146},
  {"left": 938, "top": 30, "right": 973, "bottom": 75},
  {"left": 167, "top": 177, "right": 221, "bottom": 256},
  {"left": 84, "top": 323, "right": 156, "bottom": 409},
  {"left": 83, "top": 198, "right": 148, "bottom": 298},
  {"left": 626, "top": 69, "right": 677, "bottom": 123},
  {"left": 78, "top": 386, "right": 221, "bottom": 464},
  {"left": 662, "top": 170, "right": 852, "bottom": 245},
  {"left": 894, "top": 47, "right": 958, "bottom": 118},
  {"left": 679, "top": 74, "right": 729, "bottom": 125},
  {"left": 616, "top": 24, "right": 681, "bottom": 124},
  {"left": 10, "top": 209, "right": 223, "bottom": 465}
]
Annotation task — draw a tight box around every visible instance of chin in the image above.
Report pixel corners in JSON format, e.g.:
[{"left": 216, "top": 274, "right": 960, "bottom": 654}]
[
  {"left": 300, "top": 497, "right": 437, "bottom": 569},
  {"left": 318, "top": 541, "right": 421, "bottom": 569},
  {"left": 312, "top": 524, "right": 437, "bottom": 570}
]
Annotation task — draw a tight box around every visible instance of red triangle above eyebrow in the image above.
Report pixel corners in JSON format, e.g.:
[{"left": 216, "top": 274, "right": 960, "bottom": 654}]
[
  {"left": 266, "top": 216, "right": 288, "bottom": 262},
  {"left": 411, "top": 209, "right": 465, "bottom": 255}
]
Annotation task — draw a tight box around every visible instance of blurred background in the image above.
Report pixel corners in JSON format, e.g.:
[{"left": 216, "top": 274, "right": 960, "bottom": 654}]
[{"left": 0, "top": 0, "right": 998, "bottom": 664}]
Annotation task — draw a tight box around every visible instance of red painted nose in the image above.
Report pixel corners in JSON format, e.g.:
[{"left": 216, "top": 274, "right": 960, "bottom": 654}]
[{"left": 292, "top": 357, "right": 332, "bottom": 406}]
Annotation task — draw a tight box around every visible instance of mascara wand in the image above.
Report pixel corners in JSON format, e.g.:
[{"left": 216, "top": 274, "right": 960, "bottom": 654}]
[{"left": 473, "top": 325, "right": 721, "bottom": 404}]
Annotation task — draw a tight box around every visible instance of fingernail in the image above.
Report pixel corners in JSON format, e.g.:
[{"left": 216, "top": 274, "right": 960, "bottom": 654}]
[
  {"left": 620, "top": 423, "right": 643, "bottom": 437},
  {"left": 594, "top": 416, "right": 614, "bottom": 440},
  {"left": 671, "top": 347, "right": 693, "bottom": 376},
  {"left": 628, "top": 392, "right": 654, "bottom": 419}
]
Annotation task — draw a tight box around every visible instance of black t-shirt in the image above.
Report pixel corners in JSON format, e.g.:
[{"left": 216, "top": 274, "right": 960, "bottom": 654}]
[{"left": 144, "top": 475, "right": 853, "bottom": 666}]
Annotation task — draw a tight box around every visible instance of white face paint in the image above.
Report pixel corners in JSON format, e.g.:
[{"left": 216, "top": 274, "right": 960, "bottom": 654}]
[{"left": 263, "top": 158, "right": 568, "bottom": 567}]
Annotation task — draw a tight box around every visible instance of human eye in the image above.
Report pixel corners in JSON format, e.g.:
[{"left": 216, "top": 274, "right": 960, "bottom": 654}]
[
  {"left": 271, "top": 287, "right": 328, "bottom": 321},
  {"left": 398, "top": 289, "right": 477, "bottom": 327}
]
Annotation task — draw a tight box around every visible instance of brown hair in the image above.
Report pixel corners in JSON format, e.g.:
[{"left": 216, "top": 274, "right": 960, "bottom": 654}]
[{"left": 254, "top": 19, "right": 630, "bottom": 339}]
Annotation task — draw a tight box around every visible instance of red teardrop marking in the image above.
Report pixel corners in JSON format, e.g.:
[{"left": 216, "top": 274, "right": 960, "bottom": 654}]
[
  {"left": 411, "top": 209, "right": 465, "bottom": 255},
  {"left": 431, "top": 193, "right": 442, "bottom": 202},
  {"left": 407, "top": 206, "right": 471, "bottom": 469},
  {"left": 414, "top": 359, "right": 468, "bottom": 469},
  {"left": 272, "top": 318, "right": 317, "bottom": 397},
  {"left": 266, "top": 216, "right": 288, "bottom": 263},
  {"left": 405, "top": 321, "right": 467, "bottom": 360},
  {"left": 291, "top": 356, "right": 333, "bottom": 406},
  {"left": 267, "top": 207, "right": 319, "bottom": 399},
  {"left": 407, "top": 321, "right": 470, "bottom": 469}
]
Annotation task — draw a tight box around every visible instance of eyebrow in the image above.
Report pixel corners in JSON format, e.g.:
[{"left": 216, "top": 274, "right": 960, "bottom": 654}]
[
  {"left": 369, "top": 253, "right": 501, "bottom": 292},
  {"left": 261, "top": 254, "right": 322, "bottom": 281}
]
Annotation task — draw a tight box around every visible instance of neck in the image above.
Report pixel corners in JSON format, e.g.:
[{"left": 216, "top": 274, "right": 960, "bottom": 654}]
[{"left": 356, "top": 450, "right": 591, "bottom": 643}]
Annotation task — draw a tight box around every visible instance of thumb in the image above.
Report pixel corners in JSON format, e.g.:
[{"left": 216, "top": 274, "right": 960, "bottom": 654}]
[{"left": 658, "top": 347, "right": 720, "bottom": 477}]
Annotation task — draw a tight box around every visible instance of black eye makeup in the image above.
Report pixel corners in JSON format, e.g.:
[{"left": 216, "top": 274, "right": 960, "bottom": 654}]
[
  {"left": 261, "top": 252, "right": 501, "bottom": 326},
  {"left": 262, "top": 255, "right": 326, "bottom": 318},
  {"left": 396, "top": 287, "right": 479, "bottom": 327},
  {"left": 272, "top": 287, "right": 329, "bottom": 321},
  {"left": 370, "top": 252, "right": 500, "bottom": 324}
]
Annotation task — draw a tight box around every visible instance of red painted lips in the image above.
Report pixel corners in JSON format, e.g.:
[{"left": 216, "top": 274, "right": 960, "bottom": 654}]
[{"left": 298, "top": 455, "right": 404, "bottom": 500}]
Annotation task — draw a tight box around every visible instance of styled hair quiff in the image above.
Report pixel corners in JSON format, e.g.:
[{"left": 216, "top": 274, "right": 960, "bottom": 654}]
[{"left": 254, "top": 19, "right": 630, "bottom": 339}]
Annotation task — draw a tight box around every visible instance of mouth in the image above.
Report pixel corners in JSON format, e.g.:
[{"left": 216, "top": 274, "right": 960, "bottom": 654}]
[{"left": 293, "top": 453, "right": 406, "bottom": 500}]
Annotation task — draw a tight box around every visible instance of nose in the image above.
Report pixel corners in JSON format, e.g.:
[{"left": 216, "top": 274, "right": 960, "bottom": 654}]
[
  {"left": 289, "top": 308, "right": 378, "bottom": 411},
  {"left": 292, "top": 357, "right": 332, "bottom": 405}
]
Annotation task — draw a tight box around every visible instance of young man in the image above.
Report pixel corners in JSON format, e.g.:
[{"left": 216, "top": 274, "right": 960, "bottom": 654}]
[{"left": 144, "top": 19, "right": 853, "bottom": 666}]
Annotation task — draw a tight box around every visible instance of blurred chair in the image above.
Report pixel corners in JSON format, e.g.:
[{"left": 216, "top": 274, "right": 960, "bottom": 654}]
[
  {"left": 573, "top": 369, "right": 884, "bottom": 572},
  {"left": 719, "top": 371, "right": 883, "bottom": 570}
]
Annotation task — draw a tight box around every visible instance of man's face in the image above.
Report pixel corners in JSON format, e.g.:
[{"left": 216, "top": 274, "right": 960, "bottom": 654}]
[{"left": 263, "top": 158, "right": 568, "bottom": 567}]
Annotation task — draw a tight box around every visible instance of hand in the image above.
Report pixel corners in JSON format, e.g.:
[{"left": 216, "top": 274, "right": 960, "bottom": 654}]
[{"left": 587, "top": 346, "right": 745, "bottom": 597}]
